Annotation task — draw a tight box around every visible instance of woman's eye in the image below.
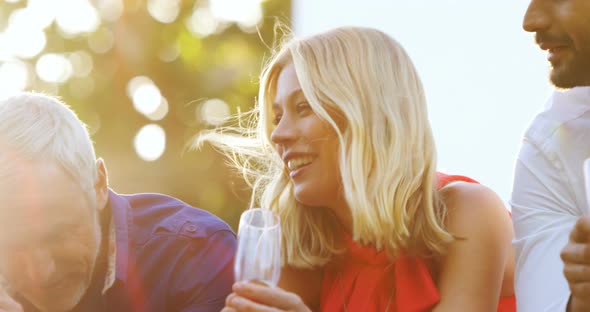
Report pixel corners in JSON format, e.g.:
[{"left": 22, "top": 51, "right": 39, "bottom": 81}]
[
  {"left": 296, "top": 101, "right": 311, "bottom": 113},
  {"left": 273, "top": 114, "right": 282, "bottom": 125}
]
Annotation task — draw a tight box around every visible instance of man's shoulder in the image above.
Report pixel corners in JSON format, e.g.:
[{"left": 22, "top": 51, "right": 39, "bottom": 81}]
[
  {"left": 524, "top": 87, "right": 590, "bottom": 147},
  {"left": 113, "top": 192, "right": 234, "bottom": 242},
  {"left": 106, "top": 192, "right": 235, "bottom": 311}
]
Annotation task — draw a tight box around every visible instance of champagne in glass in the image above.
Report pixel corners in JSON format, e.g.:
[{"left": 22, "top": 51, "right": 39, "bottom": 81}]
[{"left": 234, "top": 208, "right": 281, "bottom": 287}]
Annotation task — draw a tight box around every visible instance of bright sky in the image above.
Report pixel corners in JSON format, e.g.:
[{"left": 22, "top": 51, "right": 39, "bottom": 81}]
[{"left": 292, "top": 0, "right": 554, "bottom": 201}]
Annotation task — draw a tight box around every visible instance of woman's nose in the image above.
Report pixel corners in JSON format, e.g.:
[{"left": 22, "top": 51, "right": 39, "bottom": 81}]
[{"left": 270, "top": 115, "right": 297, "bottom": 146}]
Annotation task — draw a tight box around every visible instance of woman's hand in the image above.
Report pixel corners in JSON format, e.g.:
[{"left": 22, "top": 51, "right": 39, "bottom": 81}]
[{"left": 222, "top": 281, "right": 312, "bottom": 312}]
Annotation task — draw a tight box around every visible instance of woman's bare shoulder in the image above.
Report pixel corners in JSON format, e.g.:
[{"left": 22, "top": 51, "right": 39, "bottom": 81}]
[
  {"left": 431, "top": 182, "right": 514, "bottom": 310},
  {"left": 438, "top": 181, "right": 512, "bottom": 238}
]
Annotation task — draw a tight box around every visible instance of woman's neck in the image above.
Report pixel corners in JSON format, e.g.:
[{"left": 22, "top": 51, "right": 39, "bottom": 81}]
[{"left": 330, "top": 198, "right": 353, "bottom": 234}]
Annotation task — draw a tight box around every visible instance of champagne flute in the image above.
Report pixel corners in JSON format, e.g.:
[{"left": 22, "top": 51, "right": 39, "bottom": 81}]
[{"left": 234, "top": 208, "right": 281, "bottom": 287}]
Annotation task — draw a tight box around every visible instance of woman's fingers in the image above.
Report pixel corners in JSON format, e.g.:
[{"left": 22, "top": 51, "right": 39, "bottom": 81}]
[
  {"left": 226, "top": 294, "right": 280, "bottom": 312},
  {"left": 232, "top": 282, "right": 307, "bottom": 311}
]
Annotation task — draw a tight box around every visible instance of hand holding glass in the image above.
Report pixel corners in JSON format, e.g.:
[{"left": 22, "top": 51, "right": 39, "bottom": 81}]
[{"left": 234, "top": 208, "right": 281, "bottom": 287}]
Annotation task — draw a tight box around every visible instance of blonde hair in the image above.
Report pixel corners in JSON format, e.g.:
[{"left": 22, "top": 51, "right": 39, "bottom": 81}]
[
  {"left": 0, "top": 92, "right": 98, "bottom": 198},
  {"left": 197, "top": 26, "right": 453, "bottom": 268}
]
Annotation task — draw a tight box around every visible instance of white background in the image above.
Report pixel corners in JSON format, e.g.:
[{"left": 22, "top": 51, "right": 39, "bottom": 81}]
[{"left": 292, "top": 0, "right": 554, "bottom": 201}]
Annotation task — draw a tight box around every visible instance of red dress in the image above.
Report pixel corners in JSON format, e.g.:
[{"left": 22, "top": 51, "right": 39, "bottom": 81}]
[{"left": 319, "top": 173, "right": 516, "bottom": 312}]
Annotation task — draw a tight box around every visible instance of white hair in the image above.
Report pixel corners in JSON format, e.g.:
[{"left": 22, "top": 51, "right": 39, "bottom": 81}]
[{"left": 0, "top": 92, "right": 98, "bottom": 196}]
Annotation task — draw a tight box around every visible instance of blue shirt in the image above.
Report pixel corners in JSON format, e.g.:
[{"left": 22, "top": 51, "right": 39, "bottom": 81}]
[{"left": 19, "top": 190, "right": 236, "bottom": 311}]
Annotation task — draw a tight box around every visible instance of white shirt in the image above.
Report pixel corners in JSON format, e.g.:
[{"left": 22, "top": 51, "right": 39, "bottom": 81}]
[{"left": 511, "top": 87, "right": 590, "bottom": 312}]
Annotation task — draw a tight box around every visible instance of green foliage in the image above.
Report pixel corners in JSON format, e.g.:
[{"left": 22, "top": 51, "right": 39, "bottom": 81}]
[{"left": 0, "top": 0, "right": 291, "bottom": 229}]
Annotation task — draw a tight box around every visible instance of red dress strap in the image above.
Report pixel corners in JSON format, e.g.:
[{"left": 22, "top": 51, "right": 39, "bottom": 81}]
[{"left": 436, "top": 172, "right": 479, "bottom": 189}]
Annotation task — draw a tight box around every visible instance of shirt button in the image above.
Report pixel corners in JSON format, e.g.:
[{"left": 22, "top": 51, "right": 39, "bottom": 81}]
[{"left": 186, "top": 224, "right": 197, "bottom": 232}]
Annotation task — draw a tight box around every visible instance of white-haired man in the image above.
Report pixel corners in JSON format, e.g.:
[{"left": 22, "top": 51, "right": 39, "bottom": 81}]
[{"left": 0, "top": 92, "right": 236, "bottom": 312}]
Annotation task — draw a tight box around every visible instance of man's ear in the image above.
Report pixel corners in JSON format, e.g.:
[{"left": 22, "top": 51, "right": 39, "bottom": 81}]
[{"left": 94, "top": 158, "right": 109, "bottom": 211}]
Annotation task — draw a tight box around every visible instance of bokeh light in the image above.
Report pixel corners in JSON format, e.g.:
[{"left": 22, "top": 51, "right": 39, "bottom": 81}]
[
  {"left": 55, "top": 0, "right": 100, "bottom": 35},
  {"left": 158, "top": 44, "right": 180, "bottom": 62},
  {"left": 146, "top": 97, "right": 169, "bottom": 121},
  {"left": 87, "top": 27, "right": 115, "bottom": 54},
  {"left": 129, "top": 79, "right": 163, "bottom": 117},
  {"left": 69, "top": 50, "right": 94, "bottom": 77},
  {"left": 132, "top": 84, "right": 161, "bottom": 115},
  {"left": 12, "top": 28, "right": 46, "bottom": 59},
  {"left": 126, "top": 75, "right": 169, "bottom": 120},
  {"left": 95, "top": 0, "right": 124, "bottom": 22},
  {"left": 0, "top": 60, "right": 29, "bottom": 99},
  {"left": 209, "top": 0, "right": 263, "bottom": 28},
  {"left": 186, "top": 7, "right": 220, "bottom": 38},
  {"left": 4, "top": 9, "right": 47, "bottom": 59},
  {"left": 127, "top": 76, "right": 153, "bottom": 97},
  {"left": 199, "top": 98, "right": 231, "bottom": 126},
  {"left": 134, "top": 124, "right": 166, "bottom": 161},
  {"left": 9, "top": 7, "right": 46, "bottom": 31},
  {"left": 0, "top": 34, "right": 11, "bottom": 61},
  {"left": 24, "top": 0, "right": 56, "bottom": 29},
  {"left": 0, "top": 0, "right": 289, "bottom": 228},
  {"left": 35, "top": 53, "right": 73, "bottom": 83},
  {"left": 147, "top": 0, "right": 180, "bottom": 24}
]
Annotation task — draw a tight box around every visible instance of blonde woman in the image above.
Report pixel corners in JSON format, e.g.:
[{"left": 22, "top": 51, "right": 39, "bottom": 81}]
[{"left": 201, "top": 26, "right": 515, "bottom": 311}]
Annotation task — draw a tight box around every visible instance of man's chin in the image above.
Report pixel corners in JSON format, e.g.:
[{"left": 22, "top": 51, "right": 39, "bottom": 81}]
[
  {"left": 550, "top": 72, "right": 578, "bottom": 89},
  {"left": 550, "top": 57, "right": 590, "bottom": 88}
]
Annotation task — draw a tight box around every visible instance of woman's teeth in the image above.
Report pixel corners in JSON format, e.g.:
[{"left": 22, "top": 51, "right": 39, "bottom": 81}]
[{"left": 287, "top": 157, "right": 314, "bottom": 170}]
